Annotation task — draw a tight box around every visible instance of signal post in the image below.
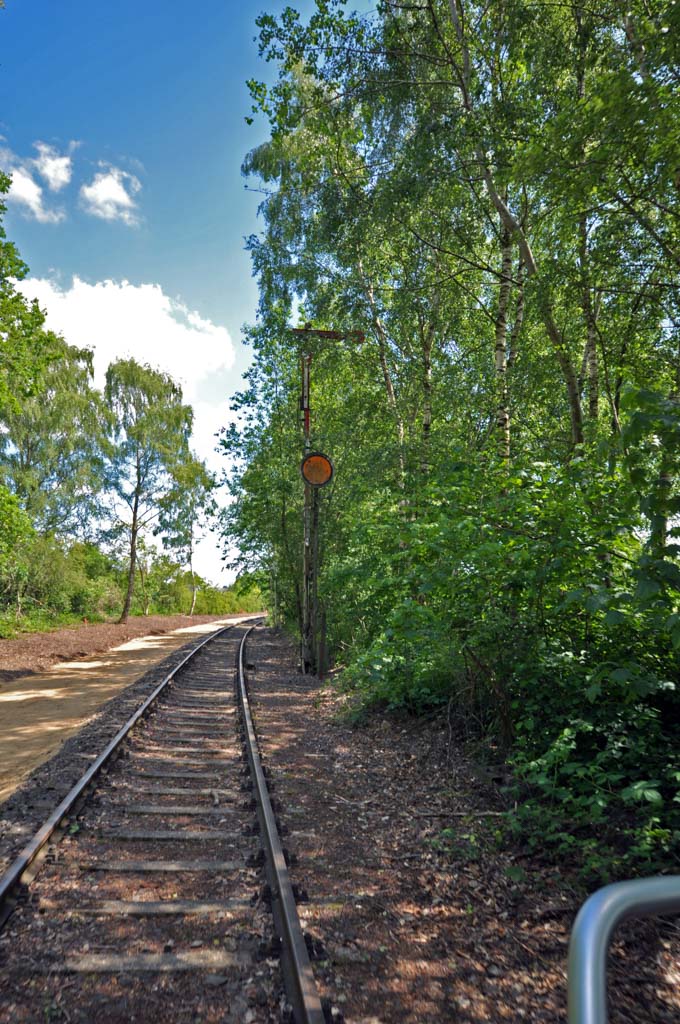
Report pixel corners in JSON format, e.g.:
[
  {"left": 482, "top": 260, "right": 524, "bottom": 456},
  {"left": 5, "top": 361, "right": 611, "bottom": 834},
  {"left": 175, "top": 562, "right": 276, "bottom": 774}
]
[{"left": 293, "top": 327, "right": 363, "bottom": 674}]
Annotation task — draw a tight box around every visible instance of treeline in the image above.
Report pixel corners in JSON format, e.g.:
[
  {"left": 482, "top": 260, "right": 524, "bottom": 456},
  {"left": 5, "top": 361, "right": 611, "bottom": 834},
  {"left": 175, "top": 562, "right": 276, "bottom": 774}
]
[
  {"left": 0, "top": 174, "right": 259, "bottom": 634},
  {"left": 223, "top": 1, "right": 680, "bottom": 877}
]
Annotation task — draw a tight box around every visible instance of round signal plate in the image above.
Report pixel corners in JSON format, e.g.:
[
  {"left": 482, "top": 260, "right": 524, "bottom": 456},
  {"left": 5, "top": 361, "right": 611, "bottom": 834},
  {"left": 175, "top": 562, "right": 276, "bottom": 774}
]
[{"left": 301, "top": 451, "right": 333, "bottom": 487}]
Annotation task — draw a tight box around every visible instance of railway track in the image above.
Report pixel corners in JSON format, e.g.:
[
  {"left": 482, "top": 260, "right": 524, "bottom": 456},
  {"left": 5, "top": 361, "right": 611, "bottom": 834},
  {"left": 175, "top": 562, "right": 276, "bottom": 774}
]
[{"left": 0, "top": 622, "right": 325, "bottom": 1024}]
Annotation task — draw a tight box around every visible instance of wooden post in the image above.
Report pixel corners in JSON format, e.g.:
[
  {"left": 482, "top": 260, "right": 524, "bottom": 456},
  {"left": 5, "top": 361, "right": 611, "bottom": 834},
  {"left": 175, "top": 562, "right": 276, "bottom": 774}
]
[
  {"left": 301, "top": 353, "right": 314, "bottom": 673},
  {"left": 292, "top": 328, "right": 363, "bottom": 675},
  {"left": 309, "top": 485, "right": 320, "bottom": 673}
]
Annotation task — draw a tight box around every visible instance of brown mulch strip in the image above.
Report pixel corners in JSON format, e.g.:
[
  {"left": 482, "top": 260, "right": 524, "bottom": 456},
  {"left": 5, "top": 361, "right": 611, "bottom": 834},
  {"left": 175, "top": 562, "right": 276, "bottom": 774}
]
[
  {"left": 0, "top": 614, "right": 230, "bottom": 684},
  {"left": 248, "top": 627, "right": 680, "bottom": 1024}
]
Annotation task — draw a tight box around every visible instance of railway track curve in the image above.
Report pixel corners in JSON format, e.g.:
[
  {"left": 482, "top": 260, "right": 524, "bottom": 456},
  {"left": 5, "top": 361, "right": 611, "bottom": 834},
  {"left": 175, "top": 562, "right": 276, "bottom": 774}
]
[{"left": 0, "top": 622, "right": 325, "bottom": 1024}]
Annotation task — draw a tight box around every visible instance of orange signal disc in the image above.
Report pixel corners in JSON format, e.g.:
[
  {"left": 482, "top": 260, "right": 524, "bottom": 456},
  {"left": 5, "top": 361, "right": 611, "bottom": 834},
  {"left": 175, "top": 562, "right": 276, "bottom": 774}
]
[{"left": 301, "top": 452, "right": 334, "bottom": 487}]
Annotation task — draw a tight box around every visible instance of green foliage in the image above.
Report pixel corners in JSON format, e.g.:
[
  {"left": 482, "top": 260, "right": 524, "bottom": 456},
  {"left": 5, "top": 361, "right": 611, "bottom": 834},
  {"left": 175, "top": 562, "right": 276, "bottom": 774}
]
[
  {"left": 0, "top": 336, "right": 108, "bottom": 535},
  {"left": 0, "top": 536, "right": 119, "bottom": 636},
  {"left": 104, "top": 358, "right": 200, "bottom": 621},
  {"left": 0, "top": 174, "right": 61, "bottom": 417},
  {"left": 226, "top": 0, "right": 680, "bottom": 877},
  {"left": 334, "top": 452, "right": 679, "bottom": 874},
  {"left": 0, "top": 484, "right": 34, "bottom": 615},
  {"left": 0, "top": 176, "right": 234, "bottom": 633}
]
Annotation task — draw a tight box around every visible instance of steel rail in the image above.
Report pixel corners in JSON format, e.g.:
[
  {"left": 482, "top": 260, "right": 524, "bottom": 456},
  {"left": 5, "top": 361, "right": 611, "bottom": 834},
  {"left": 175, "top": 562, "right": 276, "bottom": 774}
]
[
  {"left": 0, "top": 622, "right": 238, "bottom": 917},
  {"left": 568, "top": 875, "right": 680, "bottom": 1024},
  {"left": 237, "top": 626, "right": 325, "bottom": 1024}
]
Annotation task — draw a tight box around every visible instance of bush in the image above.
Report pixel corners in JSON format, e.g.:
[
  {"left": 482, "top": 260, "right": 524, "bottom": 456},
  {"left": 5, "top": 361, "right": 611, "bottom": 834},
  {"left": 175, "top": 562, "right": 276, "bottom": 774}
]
[{"left": 333, "top": 446, "right": 680, "bottom": 877}]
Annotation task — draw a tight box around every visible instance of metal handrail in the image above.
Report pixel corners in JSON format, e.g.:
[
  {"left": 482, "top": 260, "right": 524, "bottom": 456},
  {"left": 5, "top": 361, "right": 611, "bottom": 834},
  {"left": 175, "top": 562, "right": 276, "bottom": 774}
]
[{"left": 567, "top": 875, "right": 680, "bottom": 1024}]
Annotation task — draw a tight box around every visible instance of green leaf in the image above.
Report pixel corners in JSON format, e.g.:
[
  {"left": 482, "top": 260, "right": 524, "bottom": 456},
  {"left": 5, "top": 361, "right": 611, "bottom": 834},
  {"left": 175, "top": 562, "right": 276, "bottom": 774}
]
[
  {"left": 636, "top": 578, "right": 661, "bottom": 601},
  {"left": 585, "top": 591, "right": 608, "bottom": 613}
]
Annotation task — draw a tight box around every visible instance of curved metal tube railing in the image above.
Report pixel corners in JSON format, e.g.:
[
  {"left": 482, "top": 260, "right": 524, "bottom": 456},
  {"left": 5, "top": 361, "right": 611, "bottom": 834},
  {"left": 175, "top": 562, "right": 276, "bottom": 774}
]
[{"left": 568, "top": 875, "right": 680, "bottom": 1024}]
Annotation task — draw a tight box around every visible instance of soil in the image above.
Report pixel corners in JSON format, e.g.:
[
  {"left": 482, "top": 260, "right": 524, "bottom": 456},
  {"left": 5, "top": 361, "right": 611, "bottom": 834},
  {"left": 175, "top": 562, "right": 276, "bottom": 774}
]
[
  {"left": 0, "top": 614, "right": 231, "bottom": 684},
  {"left": 247, "top": 627, "right": 680, "bottom": 1024}
]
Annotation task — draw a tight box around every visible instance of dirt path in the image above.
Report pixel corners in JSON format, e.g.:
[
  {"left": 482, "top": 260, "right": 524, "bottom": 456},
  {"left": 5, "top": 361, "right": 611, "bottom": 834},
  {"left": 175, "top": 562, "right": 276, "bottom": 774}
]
[
  {"left": 0, "top": 613, "right": 241, "bottom": 684},
  {"left": 0, "top": 615, "right": 260, "bottom": 802},
  {"left": 248, "top": 627, "right": 680, "bottom": 1024}
]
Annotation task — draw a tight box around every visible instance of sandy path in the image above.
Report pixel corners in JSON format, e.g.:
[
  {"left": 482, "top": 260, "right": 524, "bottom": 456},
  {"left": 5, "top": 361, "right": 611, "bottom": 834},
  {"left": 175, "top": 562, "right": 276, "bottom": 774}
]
[{"left": 0, "top": 616, "right": 259, "bottom": 802}]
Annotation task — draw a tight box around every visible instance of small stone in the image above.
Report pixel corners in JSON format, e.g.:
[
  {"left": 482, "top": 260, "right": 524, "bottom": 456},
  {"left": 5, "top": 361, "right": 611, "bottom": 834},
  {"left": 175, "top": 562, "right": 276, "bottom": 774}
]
[
  {"left": 190, "top": 940, "right": 203, "bottom": 948},
  {"left": 488, "top": 965, "right": 503, "bottom": 977},
  {"left": 205, "top": 974, "right": 229, "bottom": 987},
  {"left": 330, "top": 943, "right": 367, "bottom": 964}
]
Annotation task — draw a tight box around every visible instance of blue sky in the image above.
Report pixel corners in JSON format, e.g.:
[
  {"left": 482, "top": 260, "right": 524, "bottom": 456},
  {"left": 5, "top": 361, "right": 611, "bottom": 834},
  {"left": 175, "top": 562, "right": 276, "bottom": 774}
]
[
  {"left": 2, "top": 0, "right": 296, "bottom": 345},
  {"left": 1, "top": 0, "right": 331, "bottom": 582}
]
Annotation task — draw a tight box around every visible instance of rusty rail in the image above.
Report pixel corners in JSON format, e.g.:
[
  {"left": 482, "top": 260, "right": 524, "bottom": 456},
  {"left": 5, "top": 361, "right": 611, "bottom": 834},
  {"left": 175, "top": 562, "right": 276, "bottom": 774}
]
[{"left": 237, "top": 626, "right": 325, "bottom": 1024}]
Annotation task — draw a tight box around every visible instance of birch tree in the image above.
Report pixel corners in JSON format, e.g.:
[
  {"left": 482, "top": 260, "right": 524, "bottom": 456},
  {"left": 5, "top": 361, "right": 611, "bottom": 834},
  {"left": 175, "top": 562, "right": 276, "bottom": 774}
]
[{"left": 104, "top": 359, "right": 193, "bottom": 623}]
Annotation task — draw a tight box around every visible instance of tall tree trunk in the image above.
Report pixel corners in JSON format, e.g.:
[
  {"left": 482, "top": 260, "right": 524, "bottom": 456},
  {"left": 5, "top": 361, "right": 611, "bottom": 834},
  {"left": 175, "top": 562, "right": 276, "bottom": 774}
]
[
  {"left": 574, "top": 19, "right": 599, "bottom": 426},
  {"left": 418, "top": 271, "right": 442, "bottom": 480},
  {"left": 138, "top": 558, "right": 150, "bottom": 616},
  {"left": 188, "top": 545, "right": 197, "bottom": 616},
  {"left": 495, "top": 226, "right": 513, "bottom": 459},
  {"left": 422, "top": 332, "right": 433, "bottom": 470},
  {"left": 358, "top": 259, "right": 406, "bottom": 478},
  {"left": 119, "top": 489, "right": 139, "bottom": 624},
  {"left": 508, "top": 257, "right": 524, "bottom": 369}
]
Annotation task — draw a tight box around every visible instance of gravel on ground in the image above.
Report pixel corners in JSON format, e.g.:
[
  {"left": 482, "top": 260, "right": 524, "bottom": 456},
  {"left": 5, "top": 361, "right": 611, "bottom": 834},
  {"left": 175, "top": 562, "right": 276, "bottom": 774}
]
[
  {"left": 0, "top": 617, "right": 258, "bottom": 873},
  {"left": 1, "top": 622, "right": 678, "bottom": 1023}
]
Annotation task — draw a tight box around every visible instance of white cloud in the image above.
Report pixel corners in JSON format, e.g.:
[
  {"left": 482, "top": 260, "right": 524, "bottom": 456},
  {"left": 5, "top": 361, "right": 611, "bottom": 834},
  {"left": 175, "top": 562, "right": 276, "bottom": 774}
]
[
  {"left": 32, "top": 141, "right": 77, "bottom": 191},
  {"left": 79, "top": 166, "right": 141, "bottom": 225},
  {"left": 1, "top": 141, "right": 143, "bottom": 228},
  {"left": 6, "top": 167, "right": 65, "bottom": 223},
  {"left": 13, "top": 274, "right": 236, "bottom": 464}
]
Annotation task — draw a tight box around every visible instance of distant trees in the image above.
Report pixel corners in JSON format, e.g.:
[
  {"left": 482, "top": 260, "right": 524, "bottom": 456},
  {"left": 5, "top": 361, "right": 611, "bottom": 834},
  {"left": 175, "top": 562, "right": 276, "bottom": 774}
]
[
  {"left": 0, "top": 173, "right": 65, "bottom": 616},
  {"left": 0, "top": 173, "right": 59, "bottom": 418},
  {"left": 158, "top": 457, "right": 217, "bottom": 615},
  {"left": 0, "top": 337, "right": 108, "bottom": 534},
  {"left": 104, "top": 358, "right": 209, "bottom": 624},
  {"left": 0, "top": 173, "right": 222, "bottom": 628}
]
